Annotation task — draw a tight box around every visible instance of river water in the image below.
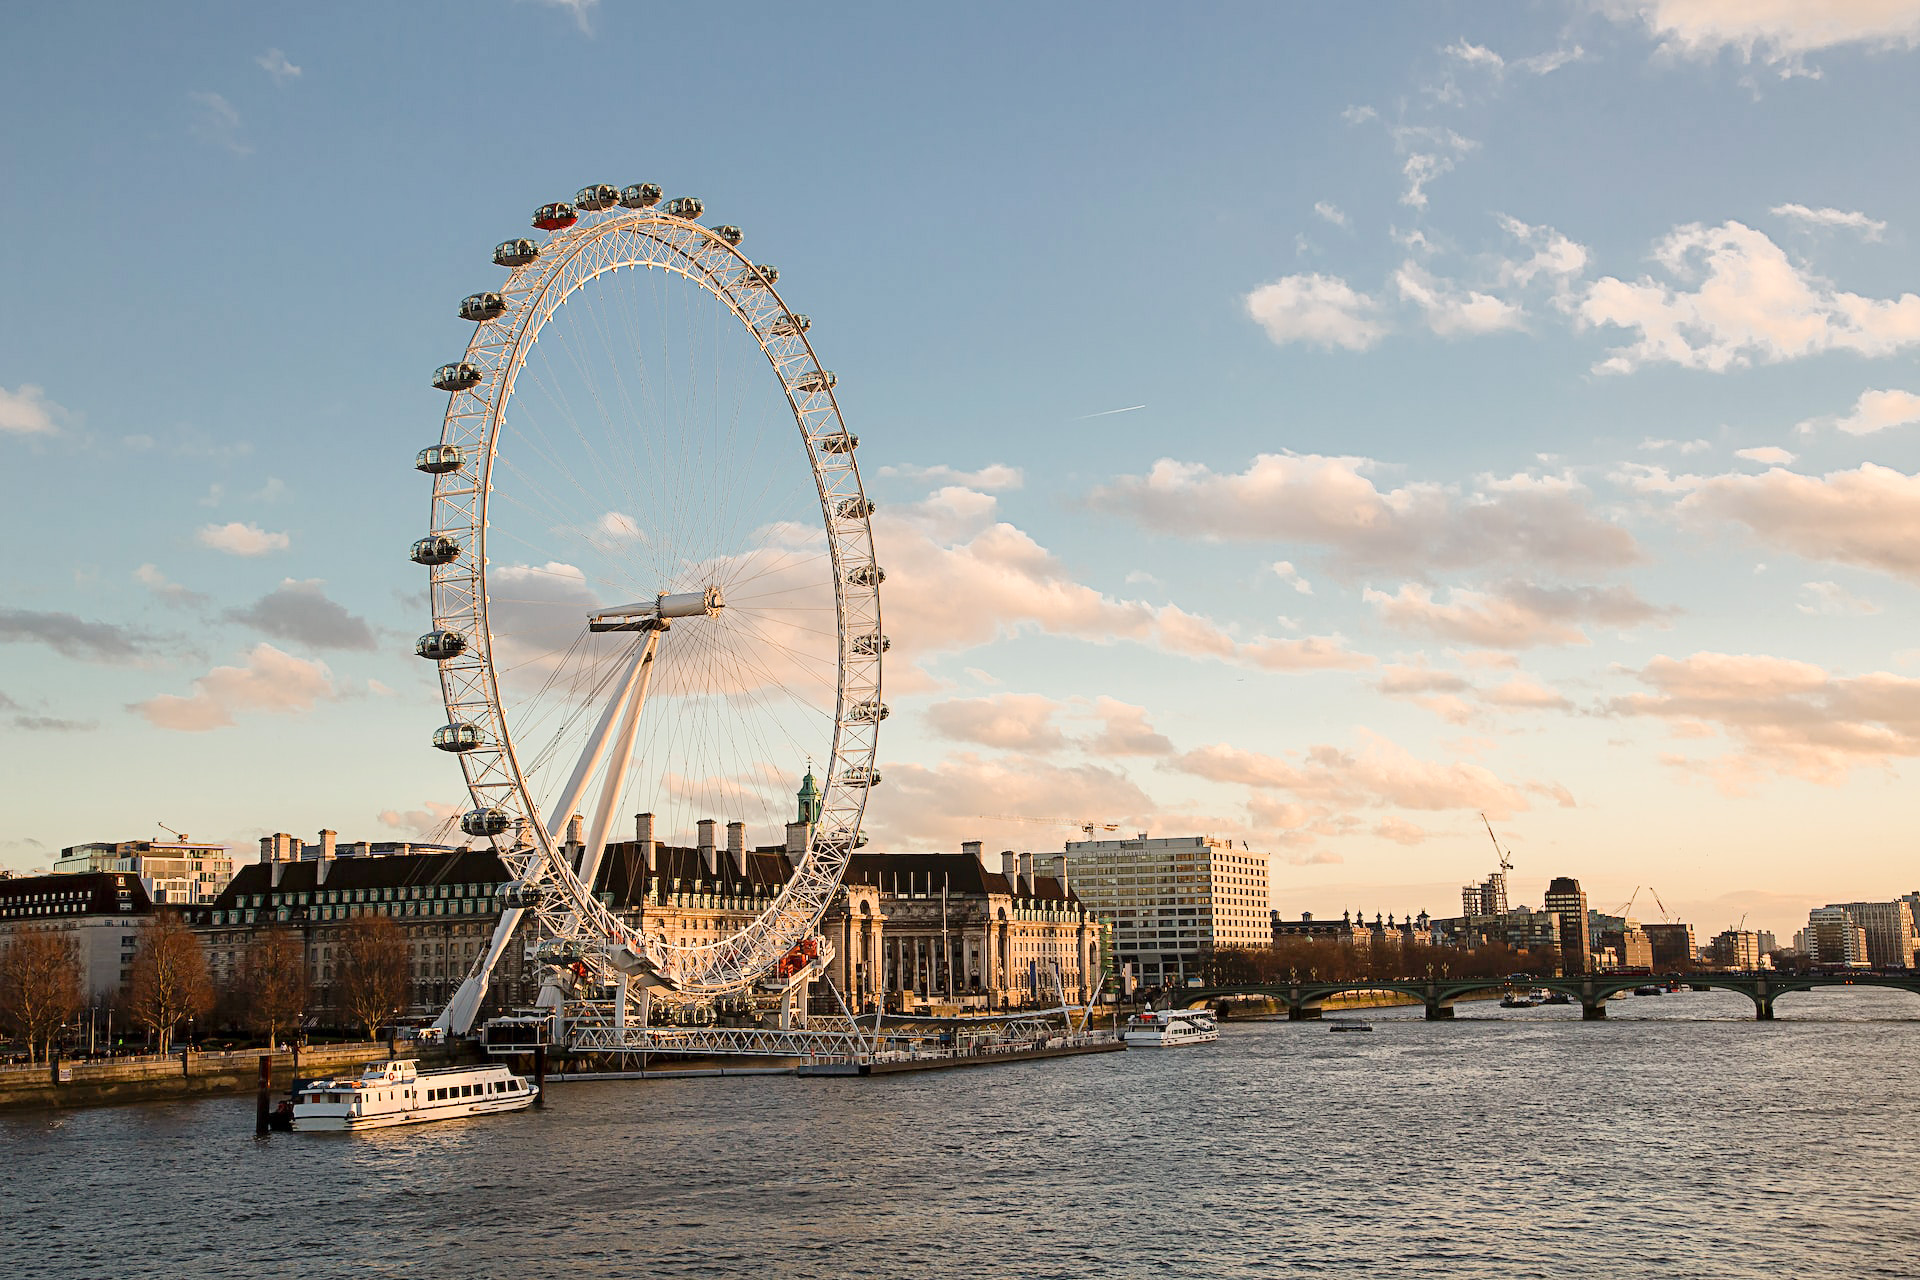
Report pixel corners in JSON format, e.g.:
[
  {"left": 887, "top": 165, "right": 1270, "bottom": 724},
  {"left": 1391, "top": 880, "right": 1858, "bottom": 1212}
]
[{"left": 5, "top": 988, "right": 1917, "bottom": 1279}]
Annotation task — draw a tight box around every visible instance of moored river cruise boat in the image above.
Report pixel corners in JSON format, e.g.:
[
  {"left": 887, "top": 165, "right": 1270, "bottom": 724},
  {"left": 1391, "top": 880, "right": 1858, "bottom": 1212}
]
[
  {"left": 1122, "top": 1007, "right": 1219, "bottom": 1048},
  {"left": 291, "top": 1058, "right": 537, "bottom": 1131}
]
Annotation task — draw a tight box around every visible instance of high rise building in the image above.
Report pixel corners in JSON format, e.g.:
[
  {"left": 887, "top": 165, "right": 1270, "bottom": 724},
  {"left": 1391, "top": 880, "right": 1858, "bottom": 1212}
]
[
  {"left": 54, "top": 836, "right": 235, "bottom": 905},
  {"left": 1065, "top": 833, "right": 1270, "bottom": 988},
  {"left": 1709, "top": 929, "right": 1760, "bottom": 970},
  {"left": 1805, "top": 907, "right": 1871, "bottom": 969},
  {"left": 1544, "top": 877, "right": 1592, "bottom": 974},
  {"left": 1827, "top": 900, "right": 1918, "bottom": 969},
  {"left": 1756, "top": 930, "right": 1778, "bottom": 955},
  {"left": 1643, "top": 922, "right": 1697, "bottom": 970},
  {"left": 1461, "top": 871, "right": 1509, "bottom": 918}
]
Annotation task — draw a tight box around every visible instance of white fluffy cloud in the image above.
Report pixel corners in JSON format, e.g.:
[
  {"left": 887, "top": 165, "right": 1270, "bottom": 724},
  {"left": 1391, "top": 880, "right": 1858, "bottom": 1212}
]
[
  {"left": 1735, "top": 446, "right": 1796, "bottom": 465},
  {"left": 1395, "top": 261, "right": 1526, "bottom": 336},
  {"left": 0, "top": 384, "right": 63, "bottom": 435},
  {"left": 1683, "top": 462, "right": 1920, "bottom": 581},
  {"left": 133, "top": 643, "right": 336, "bottom": 731},
  {"left": 197, "top": 521, "right": 289, "bottom": 556},
  {"left": 925, "top": 694, "right": 1069, "bottom": 753},
  {"left": 1613, "top": 650, "right": 1920, "bottom": 788},
  {"left": 1087, "top": 453, "right": 1639, "bottom": 573},
  {"left": 1622, "top": 0, "right": 1920, "bottom": 63},
  {"left": 867, "top": 752, "right": 1158, "bottom": 851},
  {"left": 1244, "top": 274, "right": 1385, "bottom": 351},
  {"left": 878, "top": 462, "right": 1024, "bottom": 491},
  {"left": 1365, "top": 581, "right": 1665, "bottom": 648},
  {"left": 1771, "top": 203, "right": 1887, "bottom": 238},
  {"left": 1177, "top": 731, "right": 1540, "bottom": 821},
  {"left": 1580, "top": 221, "right": 1920, "bottom": 373},
  {"left": 254, "top": 48, "right": 301, "bottom": 84},
  {"left": 1798, "top": 581, "right": 1880, "bottom": 615},
  {"left": 1797, "top": 388, "right": 1920, "bottom": 435}
]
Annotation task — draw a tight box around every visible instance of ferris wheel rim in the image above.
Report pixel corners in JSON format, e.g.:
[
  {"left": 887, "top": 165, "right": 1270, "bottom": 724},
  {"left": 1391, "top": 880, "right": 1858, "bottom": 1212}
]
[{"left": 419, "top": 196, "right": 882, "bottom": 998}]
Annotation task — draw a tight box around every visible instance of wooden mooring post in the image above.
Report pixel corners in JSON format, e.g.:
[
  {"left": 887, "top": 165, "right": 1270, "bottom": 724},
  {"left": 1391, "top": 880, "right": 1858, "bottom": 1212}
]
[{"left": 255, "top": 1054, "right": 271, "bottom": 1136}]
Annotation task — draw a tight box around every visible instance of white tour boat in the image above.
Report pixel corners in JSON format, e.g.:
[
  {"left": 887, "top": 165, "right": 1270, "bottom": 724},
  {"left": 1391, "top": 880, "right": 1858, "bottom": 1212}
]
[
  {"left": 1122, "top": 1007, "right": 1219, "bottom": 1048},
  {"left": 291, "top": 1057, "right": 537, "bottom": 1131}
]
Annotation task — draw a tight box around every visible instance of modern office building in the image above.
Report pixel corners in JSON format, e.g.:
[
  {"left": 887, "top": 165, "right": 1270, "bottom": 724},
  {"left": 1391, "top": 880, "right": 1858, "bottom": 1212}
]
[
  {"left": 1544, "top": 877, "right": 1592, "bottom": 974},
  {"left": 53, "top": 836, "right": 235, "bottom": 905},
  {"left": 1804, "top": 907, "right": 1872, "bottom": 969},
  {"left": 1065, "top": 833, "right": 1270, "bottom": 988},
  {"left": 1825, "top": 899, "right": 1918, "bottom": 969},
  {"left": 1709, "top": 929, "right": 1761, "bottom": 970},
  {"left": 1756, "top": 930, "right": 1779, "bottom": 956},
  {"left": 1642, "top": 922, "right": 1697, "bottom": 970}
]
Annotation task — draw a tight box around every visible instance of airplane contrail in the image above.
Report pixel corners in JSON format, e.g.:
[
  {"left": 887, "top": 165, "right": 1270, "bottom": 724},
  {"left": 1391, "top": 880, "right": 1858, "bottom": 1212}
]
[{"left": 1075, "top": 404, "right": 1146, "bottom": 420}]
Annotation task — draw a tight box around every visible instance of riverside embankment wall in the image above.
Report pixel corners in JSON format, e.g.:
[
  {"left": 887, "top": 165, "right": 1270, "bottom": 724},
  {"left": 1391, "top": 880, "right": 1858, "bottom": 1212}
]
[{"left": 0, "top": 1042, "right": 467, "bottom": 1111}]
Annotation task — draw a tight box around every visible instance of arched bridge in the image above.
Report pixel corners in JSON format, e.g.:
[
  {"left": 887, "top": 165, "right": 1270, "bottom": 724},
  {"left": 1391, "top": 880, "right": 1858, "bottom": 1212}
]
[{"left": 1174, "top": 972, "right": 1920, "bottom": 1021}]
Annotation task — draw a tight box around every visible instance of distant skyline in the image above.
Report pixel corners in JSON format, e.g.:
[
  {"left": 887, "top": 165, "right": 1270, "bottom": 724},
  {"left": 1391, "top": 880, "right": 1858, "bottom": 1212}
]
[{"left": 6, "top": 3, "right": 1920, "bottom": 940}]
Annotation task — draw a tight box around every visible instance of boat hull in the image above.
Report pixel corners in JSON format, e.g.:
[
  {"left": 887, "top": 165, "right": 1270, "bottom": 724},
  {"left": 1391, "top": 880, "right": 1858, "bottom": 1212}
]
[{"left": 294, "top": 1090, "right": 538, "bottom": 1131}]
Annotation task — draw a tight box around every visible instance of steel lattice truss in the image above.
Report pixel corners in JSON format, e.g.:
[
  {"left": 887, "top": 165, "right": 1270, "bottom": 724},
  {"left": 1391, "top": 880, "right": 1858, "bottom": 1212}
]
[{"left": 422, "top": 196, "right": 882, "bottom": 1007}]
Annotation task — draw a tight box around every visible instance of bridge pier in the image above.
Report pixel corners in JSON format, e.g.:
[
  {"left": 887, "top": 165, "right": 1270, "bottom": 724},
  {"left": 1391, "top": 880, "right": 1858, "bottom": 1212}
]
[
  {"left": 1424, "top": 1002, "right": 1454, "bottom": 1021},
  {"left": 1582, "top": 1002, "right": 1607, "bottom": 1020},
  {"left": 1287, "top": 1004, "right": 1322, "bottom": 1021},
  {"left": 1755, "top": 996, "right": 1775, "bottom": 1021}
]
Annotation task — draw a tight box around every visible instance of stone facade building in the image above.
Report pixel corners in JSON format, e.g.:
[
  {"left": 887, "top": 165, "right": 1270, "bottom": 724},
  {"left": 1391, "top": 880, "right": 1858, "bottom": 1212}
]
[{"left": 0, "top": 871, "right": 155, "bottom": 999}]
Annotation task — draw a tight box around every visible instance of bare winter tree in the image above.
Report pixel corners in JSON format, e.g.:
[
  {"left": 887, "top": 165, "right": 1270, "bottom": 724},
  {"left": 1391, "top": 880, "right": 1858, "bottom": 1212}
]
[
  {"left": 128, "top": 911, "right": 214, "bottom": 1054},
  {"left": 336, "top": 915, "right": 410, "bottom": 1040},
  {"left": 241, "top": 926, "right": 308, "bottom": 1049},
  {"left": 0, "top": 931, "right": 86, "bottom": 1063}
]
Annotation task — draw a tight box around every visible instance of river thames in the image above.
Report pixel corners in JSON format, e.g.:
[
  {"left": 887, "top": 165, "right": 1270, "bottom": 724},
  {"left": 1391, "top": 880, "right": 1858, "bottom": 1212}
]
[{"left": 5, "top": 988, "right": 1917, "bottom": 1279}]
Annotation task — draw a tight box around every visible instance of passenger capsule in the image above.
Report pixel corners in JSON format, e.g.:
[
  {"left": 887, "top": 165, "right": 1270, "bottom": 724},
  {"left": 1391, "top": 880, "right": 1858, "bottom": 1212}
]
[
  {"left": 533, "top": 938, "right": 584, "bottom": 967},
  {"left": 532, "top": 202, "right": 578, "bottom": 231},
  {"left": 663, "top": 195, "right": 704, "bottom": 220},
  {"left": 415, "top": 629, "right": 467, "bottom": 661},
  {"left": 790, "top": 370, "right": 836, "bottom": 394},
  {"left": 494, "top": 238, "right": 539, "bottom": 268},
  {"left": 849, "top": 700, "right": 890, "bottom": 723},
  {"left": 817, "top": 432, "right": 859, "bottom": 455},
  {"left": 410, "top": 534, "right": 462, "bottom": 566},
  {"left": 432, "top": 721, "right": 485, "bottom": 753},
  {"left": 839, "top": 767, "right": 881, "bottom": 789},
  {"left": 575, "top": 183, "right": 620, "bottom": 212},
  {"left": 766, "top": 313, "right": 810, "bottom": 336},
  {"left": 835, "top": 497, "right": 875, "bottom": 520},
  {"left": 852, "top": 632, "right": 890, "bottom": 656},
  {"left": 461, "top": 807, "right": 512, "bottom": 837},
  {"left": 739, "top": 263, "right": 778, "bottom": 288},
  {"left": 713, "top": 225, "right": 743, "bottom": 247},
  {"left": 415, "top": 444, "right": 465, "bottom": 474},
  {"left": 845, "top": 564, "right": 885, "bottom": 587},
  {"left": 620, "top": 182, "right": 663, "bottom": 208},
  {"left": 458, "top": 292, "right": 506, "bottom": 323},
  {"left": 432, "top": 362, "right": 482, "bottom": 392},
  {"left": 500, "top": 883, "right": 543, "bottom": 910}
]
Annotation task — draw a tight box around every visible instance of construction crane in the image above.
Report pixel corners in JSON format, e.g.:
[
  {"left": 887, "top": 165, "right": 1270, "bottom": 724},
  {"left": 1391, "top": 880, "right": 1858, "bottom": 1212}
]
[
  {"left": 156, "top": 821, "right": 188, "bottom": 842},
  {"left": 1479, "top": 812, "right": 1514, "bottom": 879},
  {"left": 1612, "top": 886, "right": 1642, "bottom": 919},
  {"left": 1648, "top": 886, "right": 1673, "bottom": 924},
  {"left": 972, "top": 814, "right": 1119, "bottom": 839}
]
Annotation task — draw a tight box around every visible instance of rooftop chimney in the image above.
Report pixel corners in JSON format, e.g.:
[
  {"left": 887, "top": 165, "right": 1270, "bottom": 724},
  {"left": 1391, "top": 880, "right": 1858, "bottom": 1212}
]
[
  {"left": 786, "top": 820, "right": 810, "bottom": 855},
  {"left": 636, "top": 813, "right": 657, "bottom": 873},
  {"left": 1001, "top": 851, "right": 1018, "bottom": 884},
  {"left": 699, "top": 819, "right": 718, "bottom": 876},
  {"left": 961, "top": 839, "right": 983, "bottom": 862},
  {"left": 566, "top": 813, "right": 584, "bottom": 846},
  {"left": 727, "top": 821, "right": 747, "bottom": 877},
  {"left": 1018, "top": 851, "right": 1034, "bottom": 897},
  {"left": 270, "top": 860, "right": 286, "bottom": 888},
  {"left": 1053, "top": 853, "right": 1069, "bottom": 897},
  {"left": 319, "top": 829, "right": 337, "bottom": 861}
]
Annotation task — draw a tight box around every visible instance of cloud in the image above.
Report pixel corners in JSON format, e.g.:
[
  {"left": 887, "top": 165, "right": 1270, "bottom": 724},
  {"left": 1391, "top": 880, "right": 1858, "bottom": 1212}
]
[
  {"left": 1683, "top": 462, "right": 1920, "bottom": 582},
  {"left": 596, "top": 511, "right": 645, "bottom": 540},
  {"left": 1496, "top": 216, "right": 1591, "bottom": 292},
  {"left": 377, "top": 801, "right": 464, "bottom": 842},
  {"left": 1313, "top": 201, "right": 1348, "bottom": 228},
  {"left": 1771, "top": 203, "right": 1887, "bottom": 239},
  {"left": 132, "top": 643, "right": 336, "bottom": 731},
  {"left": 225, "top": 579, "right": 378, "bottom": 651},
  {"left": 1620, "top": 0, "right": 1920, "bottom": 64},
  {"left": 1244, "top": 274, "right": 1385, "bottom": 350},
  {"left": 0, "top": 384, "right": 64, "bottom": 436},
  {"left": 525, "top": 0, "right": 599, "bottom": 34},
  {"left": 1480, "top": 675, "right": 1574, "bottom": 712},
  {"left": 1365, "top": 581, "right": 1666, "bottom": 648},
  {"left": 1735, "top": 446, "right": 1796, "bottom": 465},
  {"left": 254, "top": 48, "right": 301, "bottom": 84},
  {"left": 187, "top": 91, "right": 250, "bottom": 155},
  {"left": 877, "top": 489, "right": 1370, "bottom": 679},
  {"left": 0, "top": 691, "right": 96, "bottom": 733},
  {"left": 1797, "top": 581, "right": 1880, "bottom": 615},
  {"left": 0, "top": 608, "right": 155, "bottom": 663},
  {"left": 1177, "top": 730, "right": 1536, "bottom": 820},
  {"left": 1389, "top": 124, "right": 1477, "bottom": 209},
  {"left": 924, "top": 694, "right": 1069, "bottom": 753},
  {"left": 1611, "top": 650, "right": 1920, "bottom": 788},
  {"left": 867, "top": 752, "right": 1158, "bottom": 851},
  {"left": 1271, "top": 561, "right": 1313, "bottom": 594},
  {"left": 1084, "top": 697, "right": 1175, "bottom": 757},
  {"left": 878, "top": 463, "right": 1023, "bottom": 491},
  {"left": 197, "top": 521, "right": 289, "bottom": 556},
  {"left": 1395, "top": 261, "right": 1526, "bottom": 337},
  {"left": 133, "top": 564, "right": 209, "bottom": 607},
  {"left": 1580, "top": 221, "right": 1920, "bottom": 373},
  {"left": 1087, "top": 453, "right": 1640, "bottom": 574},
  {"left": 1797, "top": 388, "right": 1920, "bottom": 435}
]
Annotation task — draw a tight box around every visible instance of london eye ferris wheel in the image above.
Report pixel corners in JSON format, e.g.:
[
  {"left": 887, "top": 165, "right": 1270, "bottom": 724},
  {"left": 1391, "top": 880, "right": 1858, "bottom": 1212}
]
[{"left": 410, "top": 182, "right": 885, "bottom": 1034}]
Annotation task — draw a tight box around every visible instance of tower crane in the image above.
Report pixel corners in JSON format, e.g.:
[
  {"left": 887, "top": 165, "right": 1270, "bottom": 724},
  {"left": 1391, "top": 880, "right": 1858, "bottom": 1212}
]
[
  {"left": 1612, "top": 886, "right": 1642, "bottom": 919},
  {"left": 971, "top": 814, "right": 1120, "bottom": 839},
  {"left": 1479, "top": 812, "right": 1514, "bottom": 879},
  {"left": 1648, "top": 886, "right": 1673, "bottom": 924},
  {"left": 156, "top": 821, "right": 188, "bottom": 842}
]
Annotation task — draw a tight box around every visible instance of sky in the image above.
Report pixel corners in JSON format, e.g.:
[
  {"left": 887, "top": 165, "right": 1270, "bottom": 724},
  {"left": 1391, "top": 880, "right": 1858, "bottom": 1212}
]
[{"left": 4, "top": 1, "right": 1920, "bottom": 941}]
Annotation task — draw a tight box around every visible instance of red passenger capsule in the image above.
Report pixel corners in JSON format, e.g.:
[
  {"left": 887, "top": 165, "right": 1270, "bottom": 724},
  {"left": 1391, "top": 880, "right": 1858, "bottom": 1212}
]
[{"left": 532, "top": 202, "right": 578, "bottom": 231}]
